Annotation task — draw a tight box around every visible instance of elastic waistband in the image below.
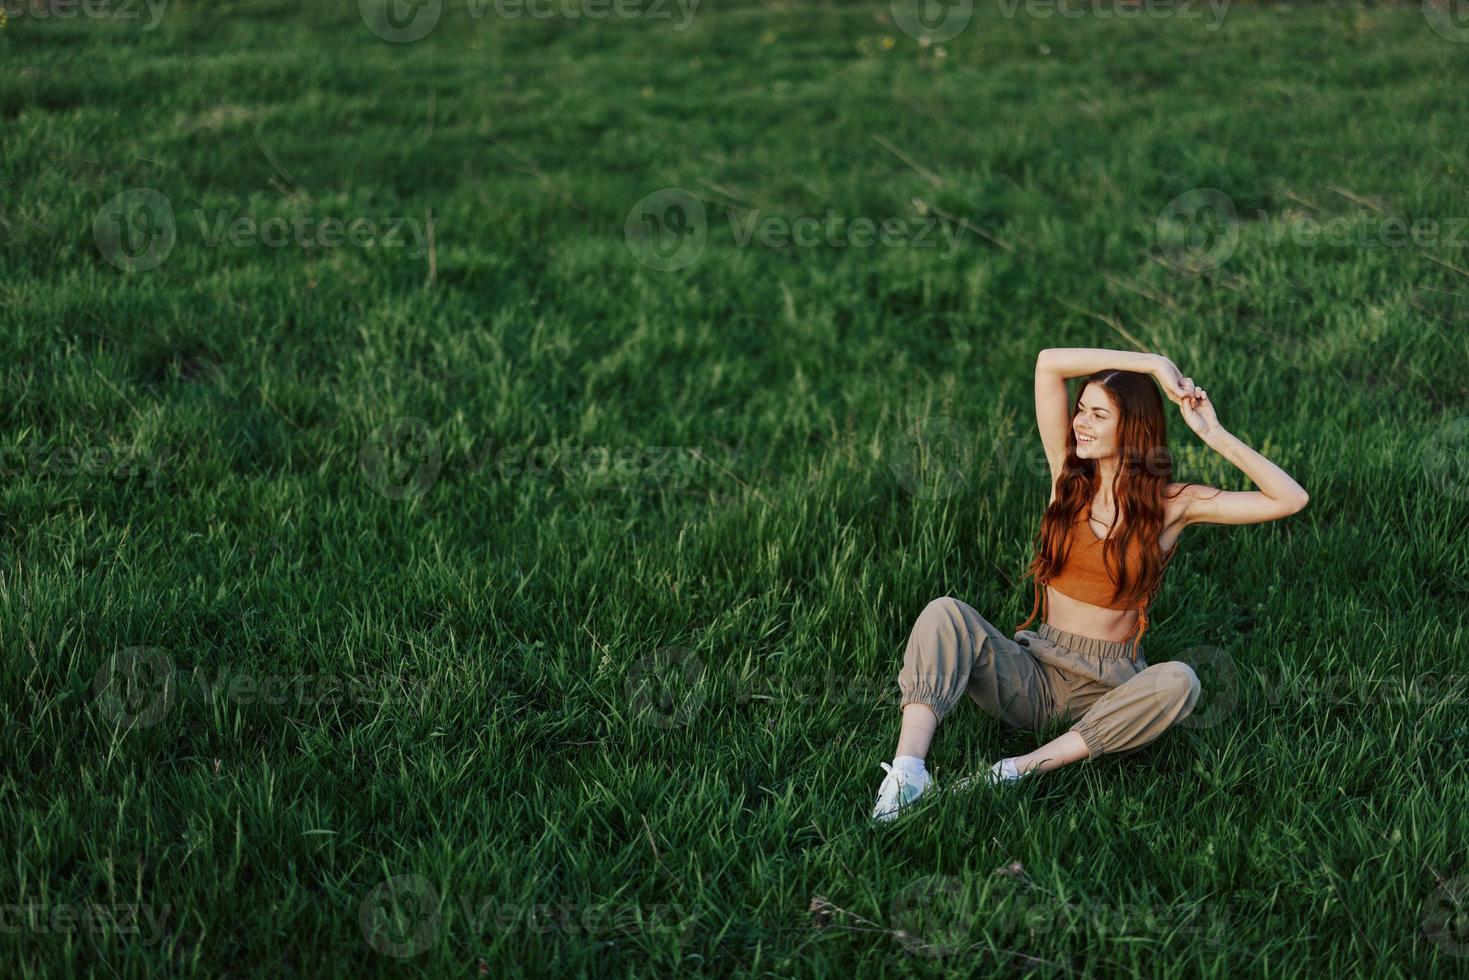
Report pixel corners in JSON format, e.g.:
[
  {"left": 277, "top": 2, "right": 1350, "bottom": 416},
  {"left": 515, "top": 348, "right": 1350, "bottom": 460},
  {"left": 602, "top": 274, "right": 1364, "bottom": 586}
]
[{"left": 1036, "top": 621, "right": 1140, "bottom": 660}]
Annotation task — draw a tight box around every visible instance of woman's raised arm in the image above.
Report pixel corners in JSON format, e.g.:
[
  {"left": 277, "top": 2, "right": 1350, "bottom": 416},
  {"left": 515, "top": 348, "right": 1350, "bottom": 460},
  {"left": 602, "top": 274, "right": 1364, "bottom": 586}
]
[
  {"left": 1038, "top": 347, "right": 1196, "bottom": 406},
  {"left": 1177, "top": 386, "right": 1310, "bottom": 524}
]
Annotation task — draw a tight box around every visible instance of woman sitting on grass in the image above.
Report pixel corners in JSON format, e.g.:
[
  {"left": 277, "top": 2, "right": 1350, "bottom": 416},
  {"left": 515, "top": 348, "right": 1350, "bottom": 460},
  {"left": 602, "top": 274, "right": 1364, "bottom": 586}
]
[{"left": 873, "top": 348, "right": 1310, "bottom": 821}]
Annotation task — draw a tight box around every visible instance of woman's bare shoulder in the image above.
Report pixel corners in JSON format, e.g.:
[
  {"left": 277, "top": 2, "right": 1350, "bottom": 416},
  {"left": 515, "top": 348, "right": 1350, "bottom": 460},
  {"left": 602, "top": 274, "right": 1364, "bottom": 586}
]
[{"left": 1163, "top": 482, "right": 1194, "bottom": 526}]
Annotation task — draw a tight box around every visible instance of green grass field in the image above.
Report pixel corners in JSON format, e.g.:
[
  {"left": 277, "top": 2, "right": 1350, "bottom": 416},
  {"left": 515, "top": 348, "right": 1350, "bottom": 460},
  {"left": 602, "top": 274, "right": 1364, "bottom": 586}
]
[{"left": 4, "top": 0, "right": 1469, "bottom": 975}]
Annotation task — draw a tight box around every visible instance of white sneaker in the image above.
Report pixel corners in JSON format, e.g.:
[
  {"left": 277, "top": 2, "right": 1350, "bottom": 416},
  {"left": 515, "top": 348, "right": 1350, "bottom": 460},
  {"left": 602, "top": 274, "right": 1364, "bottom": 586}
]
[
  {"left": 950, "top": 757, "right": 1032, "bottom": 793},
  {"left": 871, "top": 762, "right": 933, "bottom": 822}
]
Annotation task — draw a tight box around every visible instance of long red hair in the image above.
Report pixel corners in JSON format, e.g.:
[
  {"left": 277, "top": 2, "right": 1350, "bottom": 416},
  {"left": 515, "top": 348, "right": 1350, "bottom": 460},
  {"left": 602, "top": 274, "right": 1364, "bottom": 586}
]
[{"left": 1016, "top": 369, "right": 1215, "bottom": 624}]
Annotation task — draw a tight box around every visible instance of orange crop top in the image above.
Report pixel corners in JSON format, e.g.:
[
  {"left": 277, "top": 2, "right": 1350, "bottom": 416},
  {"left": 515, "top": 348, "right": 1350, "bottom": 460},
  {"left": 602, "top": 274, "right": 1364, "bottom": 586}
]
[{"left": 1015, "top": 501, "right": 1178, "bottom": 662}]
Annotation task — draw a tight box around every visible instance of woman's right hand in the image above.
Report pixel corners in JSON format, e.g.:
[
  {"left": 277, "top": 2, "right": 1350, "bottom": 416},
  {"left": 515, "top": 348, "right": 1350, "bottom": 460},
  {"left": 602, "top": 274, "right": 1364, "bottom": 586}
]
[{"left": 1151, "top": 355, "right": 1197, "bottom": 407}]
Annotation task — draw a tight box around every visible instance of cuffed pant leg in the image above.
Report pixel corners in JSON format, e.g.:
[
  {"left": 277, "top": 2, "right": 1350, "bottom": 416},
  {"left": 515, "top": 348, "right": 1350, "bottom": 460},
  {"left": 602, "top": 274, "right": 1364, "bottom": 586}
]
[
  {"left": 896, "top": 595, "right": 1054, "bottom": 730},
  {"left": 1067, "top": 661, "right": 1201, "bottom": 760}
]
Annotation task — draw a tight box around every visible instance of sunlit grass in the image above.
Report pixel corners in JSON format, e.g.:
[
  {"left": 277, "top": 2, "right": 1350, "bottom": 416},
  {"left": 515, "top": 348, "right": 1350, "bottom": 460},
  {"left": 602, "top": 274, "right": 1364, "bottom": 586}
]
[{"left": 1, "top": 1, "right": 1468, "bottom": 976}]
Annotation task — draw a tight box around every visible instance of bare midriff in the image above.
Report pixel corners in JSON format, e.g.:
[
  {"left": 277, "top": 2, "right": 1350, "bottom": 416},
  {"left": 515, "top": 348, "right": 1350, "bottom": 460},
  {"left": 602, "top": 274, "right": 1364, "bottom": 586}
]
[{"left": 1041, "top": 586, "right": 1144, "bottom": 644}]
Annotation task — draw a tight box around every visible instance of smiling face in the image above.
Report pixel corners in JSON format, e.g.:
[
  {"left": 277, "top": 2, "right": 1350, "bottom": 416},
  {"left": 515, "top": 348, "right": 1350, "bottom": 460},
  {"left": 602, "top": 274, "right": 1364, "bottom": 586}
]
[{"left": 1073, "top": 382, "right": 1119, "bottom": 458}]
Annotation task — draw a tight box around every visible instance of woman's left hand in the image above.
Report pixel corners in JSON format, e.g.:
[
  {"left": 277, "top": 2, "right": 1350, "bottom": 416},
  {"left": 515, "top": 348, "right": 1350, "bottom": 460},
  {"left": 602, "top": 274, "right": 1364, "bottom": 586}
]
[{"left": 1179, "top": 386, "right": 1219, "bottom": 439}]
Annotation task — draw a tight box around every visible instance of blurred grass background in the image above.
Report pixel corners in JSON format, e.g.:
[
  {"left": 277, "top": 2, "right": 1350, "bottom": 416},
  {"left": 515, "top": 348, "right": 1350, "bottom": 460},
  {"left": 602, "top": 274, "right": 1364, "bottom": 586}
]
[{"left": 2, "top": 0, "right": 1468, "bottom": 976}]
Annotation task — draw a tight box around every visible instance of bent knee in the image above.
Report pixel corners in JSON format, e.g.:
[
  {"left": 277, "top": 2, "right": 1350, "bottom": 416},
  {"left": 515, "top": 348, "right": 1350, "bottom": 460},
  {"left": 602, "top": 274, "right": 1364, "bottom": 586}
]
[
  {"left": 1154, "top": 661, "right": 1201, "bottom": 704},
  {"left": 921, "top": 596, "right": 961, "bottom": 620},
  {"left": 915, "top": 596, "right": 968, "bottom": 634}
]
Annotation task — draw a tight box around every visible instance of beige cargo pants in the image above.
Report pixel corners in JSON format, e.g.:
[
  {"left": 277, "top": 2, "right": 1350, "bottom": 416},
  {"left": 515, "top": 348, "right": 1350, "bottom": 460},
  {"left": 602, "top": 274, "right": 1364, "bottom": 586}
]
[{"left": 896, "top": 596, "right": 1201, "bottom": 760}]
